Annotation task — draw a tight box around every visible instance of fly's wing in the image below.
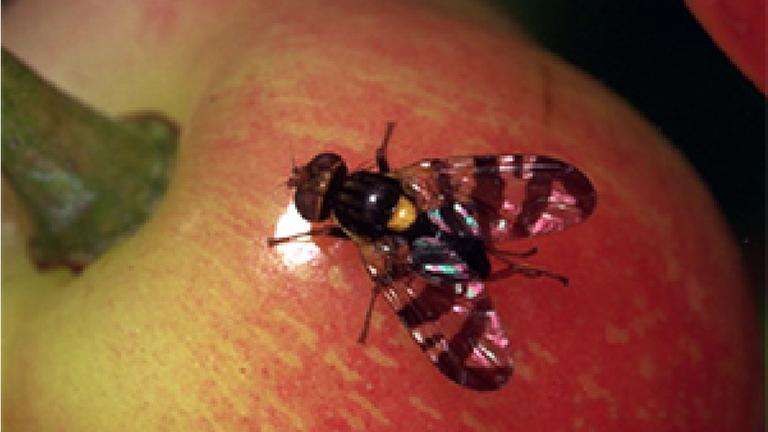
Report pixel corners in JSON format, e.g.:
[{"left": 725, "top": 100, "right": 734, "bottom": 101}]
[
  {"left": 394, "top": 155, "right": 596, "bottom": 242},
  {"left": 361, "top": 236, "right": 513, "bottom": 390}
]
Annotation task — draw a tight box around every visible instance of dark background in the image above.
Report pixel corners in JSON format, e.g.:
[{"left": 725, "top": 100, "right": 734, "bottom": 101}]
[{"left": 501, "top": 1, "right": 765, "bottom": 294}]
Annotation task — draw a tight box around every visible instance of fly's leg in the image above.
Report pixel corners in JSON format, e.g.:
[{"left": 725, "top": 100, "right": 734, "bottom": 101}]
[
  {"left": 356, "top": 235, "right": 406, "bottom": 343},
  {"left": 266, "top": 226, "right": 348, "bottom": 246},
  {"left": 508, "top": 263, "right": 569, "bottom": 286},
  {"left": 488, "top": 250, "right": 569, "bottom": 286},
  {"left": 376, "top": 121, "right": 396, "bottom": 173},
  {"left": 487, "top": 246, "right": 539, "bottom": 258},
  {"left": 357, "top": 284, "right": 383, "bottom": 344}
]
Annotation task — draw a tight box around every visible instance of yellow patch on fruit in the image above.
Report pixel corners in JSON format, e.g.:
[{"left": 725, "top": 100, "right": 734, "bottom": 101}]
[
  {"left": 270, "top": 309, "right": 318, "bottom": 350},
  {"left": 259, "top": 388, "right": 308, "bottom": 431},
  {"left": 407, "top": 396, "right": 443, "bottom": 421},
  {"left": 327, "top": 265, "right": 353, "bottom": 293},
  {"left": 337, "top": 409, "right": 366, "bottom": 431},
  {"left": 577, "top": 373, "right": 619, "bottom": 418},
  {"left": 251, "top": 327, "right": 302, "bottom": 368},
  {"left": 527, "top": 341, "right": 558, "bottom": 364},
  {"left": 278, "top": 121, "right": 369, "bottom": 152},
  {"left": 386, "top": 196, "right": 417, "bottom": 231},
  {"left": 638, "top": 355, "right": 657, "bottom": 379},
  {"left": 604, "top": 323, "right": 630, "bottom": 345},
  {"left": 363, "top": 345, "right": 399, "bottom": 368},
  {"left": 322, "top": 349, "right": 361, "bottom": 382},
  {"left": 347, "top": 391, "right": 392, "bottom": 426},
  {"left": 461, "top": 411, "right": 494, "bottom": 432},
  {"left": 515, "top": 362, "right": 534, "bottom": 381}
]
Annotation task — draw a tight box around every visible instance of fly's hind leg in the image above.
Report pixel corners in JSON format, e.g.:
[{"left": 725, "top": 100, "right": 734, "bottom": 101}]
[
  {"left": 487, "top": 249, "right": 569, "bottom": 286},
  {"left": 487, "top": 246, "right": 539, "bottom": 258},
  {"left": 356, "top": 235, "right": 407, "bottom": 343},
  {"left": 357, "top": 283, "right": 383, "bottom": 344},
  {"left": 376, "top": 121, "right": 396, "bottom": 173}
]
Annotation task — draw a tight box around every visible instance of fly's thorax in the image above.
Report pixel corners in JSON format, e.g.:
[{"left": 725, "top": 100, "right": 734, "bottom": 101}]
[{"left": 331, "top": 171, "right": 416, "bottom": 238}]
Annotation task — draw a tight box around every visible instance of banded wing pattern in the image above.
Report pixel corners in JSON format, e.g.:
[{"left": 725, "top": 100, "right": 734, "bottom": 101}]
[
  {"left": 395, "top": 155, "right": 596, "bottom": 242},
  {"left": 362, "top": 236, "right": 512, "bottom": 391}
]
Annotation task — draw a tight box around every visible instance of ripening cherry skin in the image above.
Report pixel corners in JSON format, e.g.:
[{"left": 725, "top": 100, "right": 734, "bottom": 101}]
[
  {"left": 685, "top": 0, "right": 766, "bottom": 93},
  {"left": 2, "top": 1, "right": 761, "bottom": 431}
]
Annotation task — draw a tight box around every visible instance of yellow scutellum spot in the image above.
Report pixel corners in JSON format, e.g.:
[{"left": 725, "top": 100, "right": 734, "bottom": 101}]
[
  {"left": 407, "top": 396, "right": 443, "bottom": 421},
  {"left": 605, "top": 323, "right": 630, "bottom": 345},
  {"left": 387, "top": 196, "right": 417, "bottom": 231},
  {"left": 527, "top": 341, "right": 558, "bottom": 364},
  {"left": 270, "top": 309, "right": 318, "bottom": 350},
  {"left": 337, "top": 409, "right": 365, "bottom": 431},
  {"left": 322, "top": 349, "right": 361, "bottom": 382},
  {"left": 363, "top": 345, "right": 399, "bottom": 368},
  {"left": 347, "top": 391, "right": 391, "bottom": 426}
]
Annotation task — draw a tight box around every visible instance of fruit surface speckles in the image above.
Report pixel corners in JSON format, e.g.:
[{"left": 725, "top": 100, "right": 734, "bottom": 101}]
[
  {"left": 604, "top": 324, "right": 630, "bottom": 345},
  {"left": 323, "top": 348, "right": 363, "bottom": 383},
  {"left": 2, "top": 1, "right": 759, "bottom": 430},
  {"left": 407, "top": 395, "right": 444, "bottom": 421},
  {"left": 363, "top": 345, "right": 399, "bottom": 369}
]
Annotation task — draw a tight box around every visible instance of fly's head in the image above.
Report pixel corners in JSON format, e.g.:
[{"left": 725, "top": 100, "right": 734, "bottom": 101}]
[{"left": 289, "top": 152, "right": 348, "bottom": 222}]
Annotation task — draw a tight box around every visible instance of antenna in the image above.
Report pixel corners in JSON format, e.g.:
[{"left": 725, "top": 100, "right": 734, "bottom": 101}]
[
  {"left": 289, "top": 143, "right": 297, "bottom": 172},
  {"left": 376, "top": 121, "right": 396, "bottom": 173},
  {"left": 380, "top": 121, "right": 396, "bottom": 155}
]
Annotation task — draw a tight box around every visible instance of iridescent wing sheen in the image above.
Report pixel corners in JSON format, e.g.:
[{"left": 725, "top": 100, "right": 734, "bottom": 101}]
[
  {"left": 361, "top": 236, "right": 513, "bottom": 391},
  {"left": 394, "top": 155, "right": 596, "bottom": 242}
]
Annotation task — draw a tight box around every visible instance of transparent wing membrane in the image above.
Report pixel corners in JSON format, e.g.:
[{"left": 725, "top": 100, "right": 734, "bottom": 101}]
[{"left": 395, "top": 155, "right": 596, "bottom": 242}]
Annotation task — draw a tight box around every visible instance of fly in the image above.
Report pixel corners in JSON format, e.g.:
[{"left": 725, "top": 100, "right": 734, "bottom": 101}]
[{"left": 268, "top": 122, "right": 596, "bottom": 390}]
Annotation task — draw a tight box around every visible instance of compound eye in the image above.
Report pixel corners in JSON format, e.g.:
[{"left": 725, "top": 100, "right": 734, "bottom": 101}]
[
  {"left": 309, "top": 153, "right": 344, "bottom": 175},
  {"left": 294, "top": 187, "right": 324, "bottom": 221}
]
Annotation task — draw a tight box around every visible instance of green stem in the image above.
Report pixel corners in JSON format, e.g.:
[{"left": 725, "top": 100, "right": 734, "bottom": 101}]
[{"left": 1, "top": 49, "right": 178, "bottom": 272}]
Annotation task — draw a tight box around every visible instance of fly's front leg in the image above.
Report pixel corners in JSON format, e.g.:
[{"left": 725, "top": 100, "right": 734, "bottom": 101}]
[
  {"left": 376, "top": 121, "right": 396, "bottom": 173},
  {"left": 266, "top": 226, "right": 348, "bottom": 246}
]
